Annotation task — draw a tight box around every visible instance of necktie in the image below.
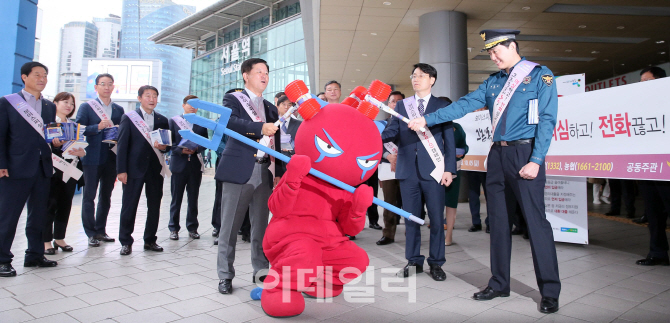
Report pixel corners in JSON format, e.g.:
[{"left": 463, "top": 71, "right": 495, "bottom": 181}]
[
  {"left": 418, "top": 99, "right": 425, "bottom": 116},
  {"left": 281, "top": 123, "right": 288, "bottom": 134}
]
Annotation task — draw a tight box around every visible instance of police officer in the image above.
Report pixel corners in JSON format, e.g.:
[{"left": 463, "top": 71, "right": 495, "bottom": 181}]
[{"left": 409, "top": 29, "right": 560, "bottom": 314}]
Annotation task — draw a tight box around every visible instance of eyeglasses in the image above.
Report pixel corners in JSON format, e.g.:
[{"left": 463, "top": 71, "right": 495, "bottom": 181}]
[
  {"left": 410, "top": 73, "right": 429, "bottom": 80},
  {"left": 97, "top": 82, "right": 114, "bottom": 88}
]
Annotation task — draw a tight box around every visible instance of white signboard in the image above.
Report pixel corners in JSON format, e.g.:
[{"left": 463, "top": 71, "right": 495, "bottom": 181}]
[
  {"left": 555, "top": 73, "right": 585, "bottom": 97},
  {"left": 545, "top": 176, "right": 589, "bottom": 244},
  {"left": 585, "top": 62, "right": 669, "bottom": 92},
  {"left": 220, "top": 37, "right": 251, "bottom": 76}
]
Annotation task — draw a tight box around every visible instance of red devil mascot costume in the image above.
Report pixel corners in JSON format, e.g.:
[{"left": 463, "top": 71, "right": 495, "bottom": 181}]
[{"left": 258, "top": 83, "right": 382, "bottom": 317}]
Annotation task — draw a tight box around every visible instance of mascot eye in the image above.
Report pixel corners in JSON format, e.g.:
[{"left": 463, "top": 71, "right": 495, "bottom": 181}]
[
  {"left": 314, "top": 128, "right": 343, "bottom": 162},
  {"left": 356, "top": 152, "right": 379, "bottom": 180}
]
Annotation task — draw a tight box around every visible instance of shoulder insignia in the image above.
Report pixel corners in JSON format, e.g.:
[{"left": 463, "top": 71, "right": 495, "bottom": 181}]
[
  {"left": 542, "top": 75, "right": 553, "bottom": 87},
  {"left": 523, "top": 76, "right": 532, "bottom": 84}
]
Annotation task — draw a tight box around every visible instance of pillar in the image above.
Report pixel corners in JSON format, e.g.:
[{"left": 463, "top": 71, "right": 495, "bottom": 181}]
[{"left": 419, "top": 10, "right": 468, "bottom": 101}]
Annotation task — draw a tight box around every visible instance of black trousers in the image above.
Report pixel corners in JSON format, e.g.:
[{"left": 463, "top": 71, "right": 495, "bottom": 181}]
[
  {"left": 608, "top": 179, "right": 636, "bottom": 216},
  {"left": 0, "top": 171, "right": 50, "bottom": 263},
  {"left": 81, "top": 153, "right": 117, "bottom": 237},
  {"left": 118, "top": 166, "right": 164, "bottom": 246},
  {"left": 467, "top": 171, "right": 489, "bottom": 226},
  {"left": 486, "top": 143, "right": 560, "bottom": 298},
  {"left": 639, "top": 180, "right": 670, "bottom": 259},
  {"left": 44, "top": 176, "right": 78, "bottom": 242},
  {"left": 169, "top": 163, "right": 203, "bottom": 233},
  {"left": 399, "top": 160, "right": 446, "bottom": 266},
  {"left": 364, "top": 169, "right": 380, "bottom": 226}
]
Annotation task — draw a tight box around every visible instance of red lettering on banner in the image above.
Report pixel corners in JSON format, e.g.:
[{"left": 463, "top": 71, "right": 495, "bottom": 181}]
[
  {"left": 599, "top": 115, "right": 615, "bottom": 138},
  {"left": 553, "top": 119, "right": 570, "bottom": 141},
  {"left": 613, "top": 113, "right": 632, "bottom": 136}
]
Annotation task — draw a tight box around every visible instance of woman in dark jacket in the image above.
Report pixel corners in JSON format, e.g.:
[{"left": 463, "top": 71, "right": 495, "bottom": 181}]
[{"left": 44, "top": 92, "right": 86, "bottom": 254}]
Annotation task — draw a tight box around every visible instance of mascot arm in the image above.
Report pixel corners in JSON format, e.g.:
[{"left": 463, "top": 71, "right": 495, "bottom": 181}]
[
  {"left": 268, "top": 155, "right": 311, "bottom": 218},
  {"left": 337, "top": 184, "right": 373, "bottom": 236}
]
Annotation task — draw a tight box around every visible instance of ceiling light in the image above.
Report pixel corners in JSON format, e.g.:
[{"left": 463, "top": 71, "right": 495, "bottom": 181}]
[
  {"left": 603, "top": 59, "right": 609, "bottom": 62},
  {"left": 533, "top": 48, "right": 540, "bottom": 52},
  {"left": 351, "top": 80, "right": 356, "bottom": 82},
  {"left": 657, "top": 40, "right": 665, "bottom": 44},
  {"left": 383, "top": 1, "right": 391, "bottom": 5},
  {"left": 578, "top": 25, "right": 587, "bottom": 28},
  {"left": 621, "top": 63, "right": 625, "bottom": 66},
  {"left": 521, "top": 6, "right": 531, "bottom": 10},
  {"left": 660, "top": 52, "right": 667, "bottom": 55},
  {"left": 356, "top": 69, "right": 360, "bottom": 71},
  {"left": 591, "top": 50, "right": 600, "bottom": 54},
  {"left": 362, "top": 53, "right": 367, "bottom": 56},
  {"left": 371, "top": 32, "right": 377, "bottom": 36},
  {"left": 616, "top": 26, "right": 625, "bottom": 29},
  {"left": 565, "top": 49, "right": 572, "bottom": 52}
]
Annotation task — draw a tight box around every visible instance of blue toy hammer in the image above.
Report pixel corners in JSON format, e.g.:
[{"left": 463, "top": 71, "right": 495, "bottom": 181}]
[{"left": 179, "top": 99, "right": 424, "bottom": 225}]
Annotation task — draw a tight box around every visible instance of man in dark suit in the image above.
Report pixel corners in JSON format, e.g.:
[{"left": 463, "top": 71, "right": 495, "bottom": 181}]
[
  {"left": 75, "top": 73, "right": 124, "bottom": 247},
  {"left": 216, "top": 58, "right": 284, "bottom": 294},
  {"left": 0, "top": 62, "right": 59, "bottom": 277},
  {"left": 116, "top": 85, "right": 170, "bottom": 256},
  {"left": 276, "top": 95, "right": 301, "bottom": 172},
  {"left": 168, "top": 94, "right": 209, "bottom": 240},
  {"left": 382, "top": 63, "right": 456, "bottom": 282}
]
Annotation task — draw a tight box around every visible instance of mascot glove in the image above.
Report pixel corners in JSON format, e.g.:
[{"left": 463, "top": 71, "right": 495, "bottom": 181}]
[
  {"left": 285, "top": 155, "right": 312, "bottom": 190},
  {"left": 351, "top": 184, "right": 374, "bottom": 218}
]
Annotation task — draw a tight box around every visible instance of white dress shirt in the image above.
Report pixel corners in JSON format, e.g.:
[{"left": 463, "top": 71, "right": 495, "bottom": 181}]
[
  {"left": 22, "top": 89, "right": 42, "bottom": 115},
  {"left": 414, "top": 92, "right": 431, "bottom": 112},
  {"left": 140, "top": 107, "right": 155, "bottom": 130},
  {"left": 245, "top": 87, "right": 266, "bottom": 122}
]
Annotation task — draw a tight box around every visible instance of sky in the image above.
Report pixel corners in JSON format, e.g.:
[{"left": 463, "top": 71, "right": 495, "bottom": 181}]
[{"left": 37, "top": 0, "right": 220, "bottom": 97}]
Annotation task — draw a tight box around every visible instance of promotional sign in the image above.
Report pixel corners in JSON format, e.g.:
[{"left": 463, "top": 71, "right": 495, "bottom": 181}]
[
  {"left": 585, "top": 62, "right": 669, "bottom": 92},
  {"left": 545, "top": 176, "right": 589, "bottom": 244},
  {"left": 555, "top": 73, "right": 585, "bottom": 97}
]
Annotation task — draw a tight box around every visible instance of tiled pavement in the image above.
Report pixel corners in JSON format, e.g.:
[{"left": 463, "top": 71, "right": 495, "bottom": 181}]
[{"left": 2, "top": 175, "right": 669, "bottom": 322}]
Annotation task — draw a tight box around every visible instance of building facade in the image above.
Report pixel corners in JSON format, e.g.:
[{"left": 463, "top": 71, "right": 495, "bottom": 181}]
[
  {"left": 120, "top": 0, "right": 195, "bottom": 117},
  {"left": 57, "top": 21, "right": 98, "bottom": 94},
  {"left": 0, "top": 0, "right": 39, "bottom": 95},
  {"left": 94, "top": 15, "right": 121, "bottom": 59}
]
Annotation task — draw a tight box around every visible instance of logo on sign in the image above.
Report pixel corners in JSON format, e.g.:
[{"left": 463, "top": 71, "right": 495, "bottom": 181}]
[{"left": 560, "top": 227, "right": 578, "bottom": 233}]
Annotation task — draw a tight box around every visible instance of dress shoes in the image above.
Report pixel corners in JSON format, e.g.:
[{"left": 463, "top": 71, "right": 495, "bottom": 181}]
[
  {"left": 241, "top": 233, "right": 250, "bottom": 243},
  {"left": 369, "top": 223, "right": 382, "bottom": 230},
  {"left": 472, "top": 286, "right": 509, "bottom": 300},
  {"left": 213, "top": 239, "right": 218, "bottom": 245},
  {"left": 428, "top": 264, "right": 447, "bottom": 281},
  {"left": 88, "top": 237, "right": 100, "bottom": 247},
  {"left": 376, "top": 237, "right": 394, "bottom": 245},
  {"left": 0, "top": 263, "right": 17, "bottom": 277},
  {"left": 120, "top": 245, "right": 132, "bottom": 255},
  {"left": 24, "top": 257, "right": 58, "bottom": 268},
  {"left": 189, "top": 231, "right": 200, "bottom": 239},
  {"left": 44, "top": 247, "right": 56, "bottom": 255},
  {"left": 485, "top": 226, "right": 490, "bottom": 234},
  {"left": 398, "top": 262, "right": 423, "bottom": 278},
  {"left": 540, "top": 297, "right": 559, "bottom": 314},
  {"left": 605, "top": 211, "right": 619, "bottom": 216},
  {"left": 94, "top": 234, "right": 115, "bottom": 242},
  {"left": 144, "top": 243, "right": 164, "bottom": 252},
  {"left": 252, "top": 275, "right": 267, "bottom": 284},
  {"left": 345, "top": 234, "right": 356, "bottom": 240},
  {"left": 219, "top": 279, "right": 233, "bottom": 294},
  {"left": 511, "top": 227, "right": 523, "bottom": 235},
  {"left": 212, "top": 228, "right": 219, "bottom": 237},
  {"left": 633, "top": 215, "right": 648, "bottom": 224},
  {"left": 636, "top": 257, "right": 670, "bottom": 266},
  {"left": 468, "top": 224, "right": 482, "bottom": 232},
  {"left": 626, "top": 213, "right": 636, "bottom": 219},
  {"left": 523, "top": 231, "right": 529, "bottom": 240},
  {"left": 53, "top": 241, "right": 73, "bottom": 252},
  {"left": 170, "top": 231, "right": 179, "bottom": 240}
]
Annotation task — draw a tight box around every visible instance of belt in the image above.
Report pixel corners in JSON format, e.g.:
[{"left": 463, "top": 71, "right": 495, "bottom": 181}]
[
  {"left": 493, "top": 139, "right": 533, "bottom": 146},
  {"left": 256, "top": 157, "right": 270, "bottom": 164}
]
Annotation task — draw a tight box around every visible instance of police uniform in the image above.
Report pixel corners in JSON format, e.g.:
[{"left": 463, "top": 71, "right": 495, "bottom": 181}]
[{"left": 423, "top": 30, "right": 561, "bottom": 304}]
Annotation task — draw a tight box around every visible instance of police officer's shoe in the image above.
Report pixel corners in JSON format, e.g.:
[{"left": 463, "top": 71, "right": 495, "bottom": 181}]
[
  {"left": 120, "top": 245, "right": 132, "bottom": 255},
  {"left": 398, "top": 262, "right": 423, "bottom": 278},
  {"left": 633, "top": 215, "right": 648, "bottom": 224},
  {"left": 144, "top": 243, "right": 164, "bottom": 252},
  {"left": 170, "top": 232, "right": 179, "bottom": 240},
  {"left": 218, "top": 279, "right": 233, "bottom": 294},
  {"left": 189, "top": 231, "right": 200, "bottom": 239},
  {"left": 540, "top": 297, "right": 559, "bottom": 314},
  {"left": 24, "top": 257, "right": 57, "bottom": 268},
  {"left": 212, "top": 228, "right": 219, "bottom": 237},
  {"left": 94, "top": 234, "right": 115, "bottom": 242},
  {"left": 636, "top": 257, "right": 670, "bottom": 266},
  {"left": 88, "top": 237, "right": 100, "bottom": 247},
  {"left": 0, "top": 263, "right": 17, "bottom": 277},
  {"left": 376, "top": 237, "right": 394, "bottom": 245},
  {"left": 468, "top": 224, "right": 482, "bottom": 232},
  {"left": 472, "top": 286, "right": 509, "bottom": 300},
  {"left": 485, "top": 226, "right": 490, "bottom": 234},
  {"left": 428, "top": 264, "right": 447, "bottom": 281}
]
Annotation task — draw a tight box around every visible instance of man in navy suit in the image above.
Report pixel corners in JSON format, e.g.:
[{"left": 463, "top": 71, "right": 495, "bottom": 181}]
[
  {"left": 215, "top": 58, "right": 284, "bottom": 294},
  {"left": 75, "top": 73, "right": 124, "bottom": 247},
  {"left": 0, "top": 62, "right": 59, "bottom": 277},
  {"left": 116, "top": 85, "right": 170, "bottom": 256},
  {"left": 168, "top": 94, "right": 209, "bottom": 240},
  {"left": 382, "top": 63, "right": 456, "bottom": 282}
]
